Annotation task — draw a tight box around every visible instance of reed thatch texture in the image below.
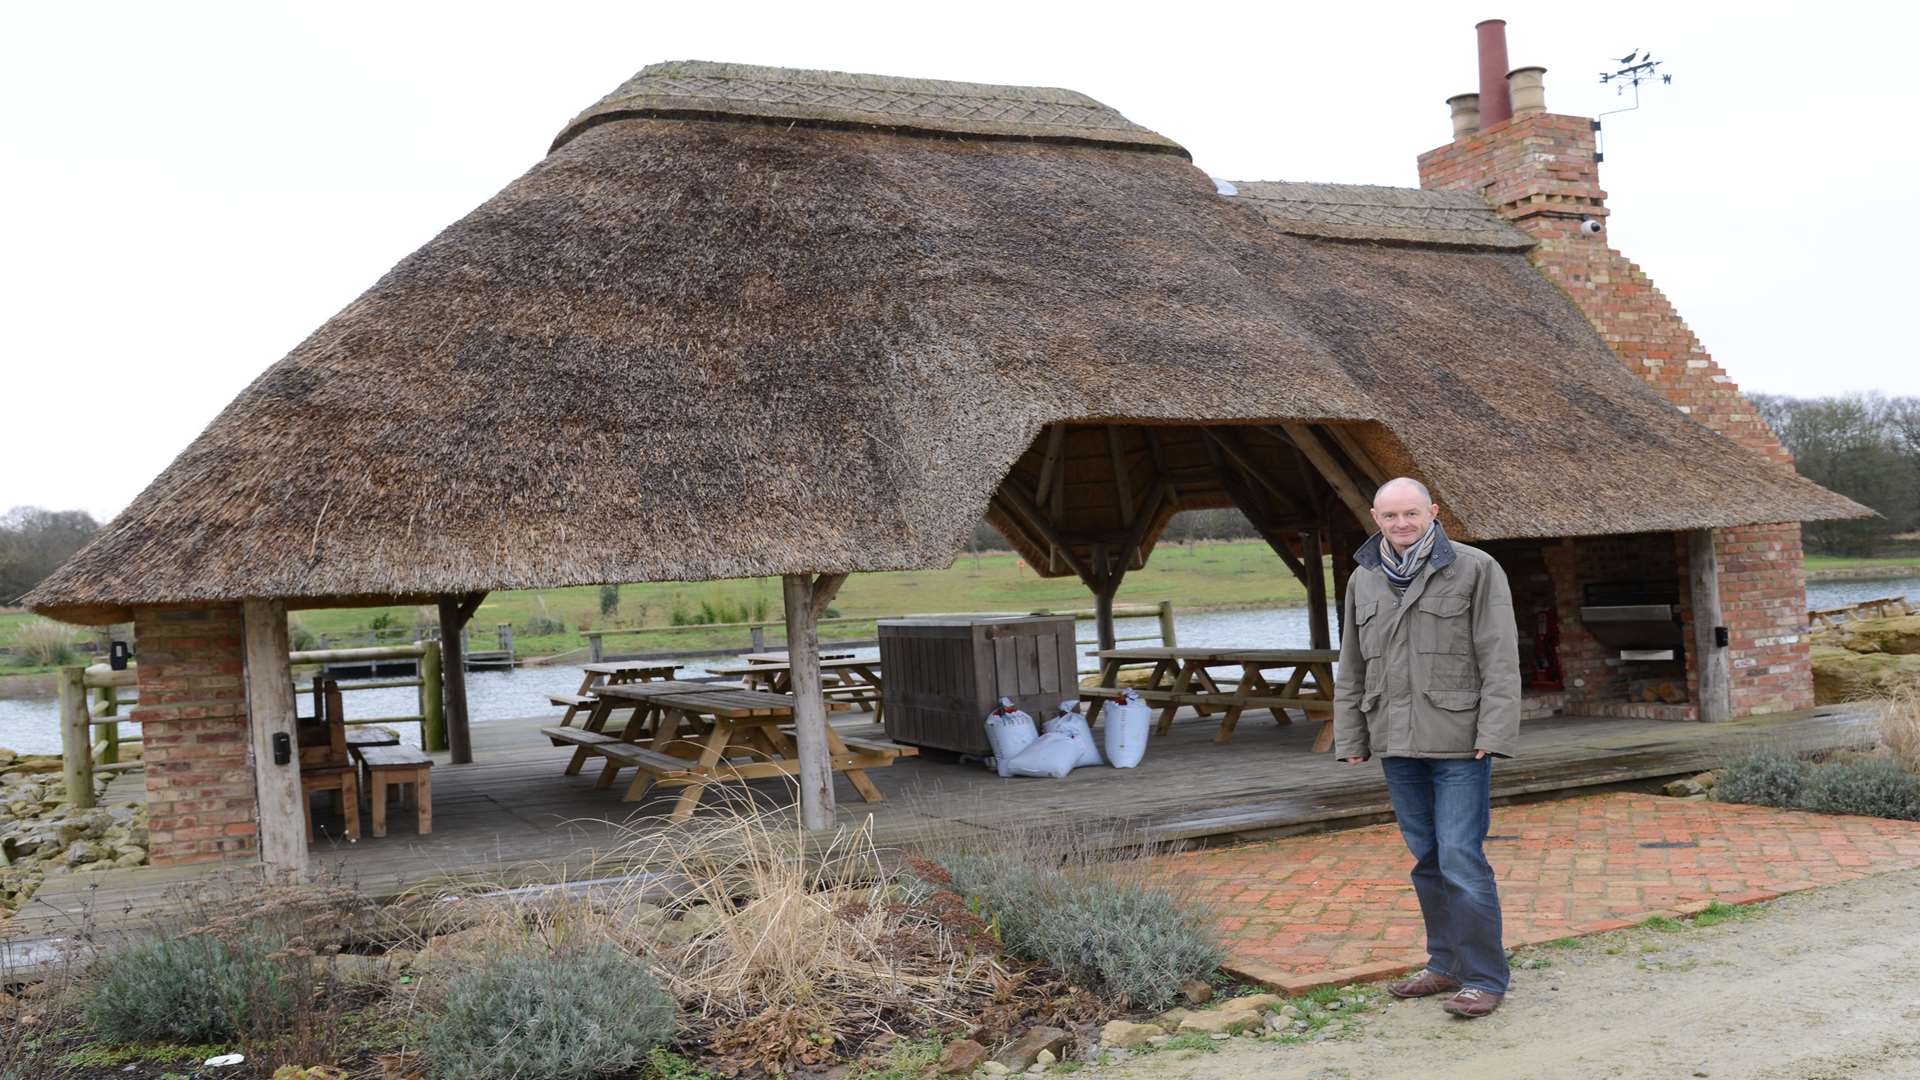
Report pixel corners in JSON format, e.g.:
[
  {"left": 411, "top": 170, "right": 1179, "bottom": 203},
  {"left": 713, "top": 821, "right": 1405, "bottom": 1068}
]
[
  {"left": 24, "top": 62, "right": 1866, "bottom": 621},
  {"left": 1232, "top": 181, "right": 1535, "bottom": 249}
]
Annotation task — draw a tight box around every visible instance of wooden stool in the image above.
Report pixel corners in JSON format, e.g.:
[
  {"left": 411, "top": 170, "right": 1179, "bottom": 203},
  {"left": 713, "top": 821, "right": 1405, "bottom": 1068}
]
[
  {"left": 354, "top": 745, "right": 433, "bottom": 838},
  {"left": 300, "top": 766, "right": 361, "bottom": 841}
]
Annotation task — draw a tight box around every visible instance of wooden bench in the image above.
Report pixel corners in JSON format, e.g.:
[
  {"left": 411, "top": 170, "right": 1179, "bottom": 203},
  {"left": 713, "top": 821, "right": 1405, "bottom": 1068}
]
[
  {"left": 837, "top": 735, "right": 919, "bottom": 759},
  {"left": 541, "top": 726, "right": 619, "bottom": 775},
  {"left": 354, "top": 745, "right": 433, "bottom": 838},
  {"left": 1079, "top": 686, "right": 1332, "bottom": 712}
]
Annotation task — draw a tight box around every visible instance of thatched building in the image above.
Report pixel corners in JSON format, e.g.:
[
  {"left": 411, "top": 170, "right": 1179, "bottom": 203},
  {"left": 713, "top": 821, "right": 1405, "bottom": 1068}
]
[{"left": 25, "top": 33, "right": 1866, "bottom": 873}]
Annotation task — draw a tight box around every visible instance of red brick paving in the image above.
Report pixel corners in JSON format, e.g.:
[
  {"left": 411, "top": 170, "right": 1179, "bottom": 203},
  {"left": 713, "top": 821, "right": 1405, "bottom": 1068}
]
[{"left": 1161, "top": 793, "right": 1920, "bottom": 992}]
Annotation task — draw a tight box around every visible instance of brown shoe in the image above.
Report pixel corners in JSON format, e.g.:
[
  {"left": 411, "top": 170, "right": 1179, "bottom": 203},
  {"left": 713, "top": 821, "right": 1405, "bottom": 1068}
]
[
  {"left": 1441, "top": 987, "right": 1504, "bottom": 1018},
  {"left": 1386, "top": 970, "right": 1462, "bottom": 998}
]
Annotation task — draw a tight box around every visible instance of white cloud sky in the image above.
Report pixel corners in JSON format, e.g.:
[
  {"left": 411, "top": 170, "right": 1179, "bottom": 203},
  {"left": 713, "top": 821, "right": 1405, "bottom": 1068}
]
[{"left": 4, "top": 0, "right": 1916, "bottom": 521}]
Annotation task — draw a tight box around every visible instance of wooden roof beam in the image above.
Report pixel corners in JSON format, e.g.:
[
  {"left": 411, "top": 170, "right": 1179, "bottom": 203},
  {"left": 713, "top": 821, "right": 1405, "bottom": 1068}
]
[{"left": 1280, "top": 423, "right": 1373, "bottom": 529}]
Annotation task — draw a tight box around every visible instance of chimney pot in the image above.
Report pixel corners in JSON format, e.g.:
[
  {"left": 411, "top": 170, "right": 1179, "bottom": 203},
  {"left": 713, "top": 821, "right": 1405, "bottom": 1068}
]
[
  {"left": 1508, "top": 66, "right": 1548, "bottom": 114},
  {"left": 1475, "top": 19, "right": 1513, "bottom": 128},
  {"left": 1446, "top": 93, "right": 1482, "bottom": 139}
]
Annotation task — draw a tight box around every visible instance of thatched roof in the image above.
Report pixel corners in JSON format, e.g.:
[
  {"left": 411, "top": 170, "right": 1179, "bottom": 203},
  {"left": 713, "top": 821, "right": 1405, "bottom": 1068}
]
[{"left": 26, "top": 62, "right": 1866, "bottom": 622}]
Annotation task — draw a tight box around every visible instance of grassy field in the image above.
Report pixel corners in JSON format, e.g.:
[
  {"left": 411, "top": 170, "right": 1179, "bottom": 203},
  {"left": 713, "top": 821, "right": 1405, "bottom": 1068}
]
[{"left": 1, "top": 540, "right": 1322, "bottom": 665}]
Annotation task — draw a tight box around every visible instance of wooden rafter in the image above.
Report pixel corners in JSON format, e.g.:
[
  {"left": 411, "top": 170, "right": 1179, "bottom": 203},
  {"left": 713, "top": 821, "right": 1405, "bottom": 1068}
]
[
  {"left": 1280, "top": 423, "right": 1373, "bottom": 527},
  {"left": 1107, "top": 425, "right": 1135, "bottom": 525},
  {"left": 1203, "top": 427, "right": 1311, "bottom": 520},
  {"left": 996, "top": 481, "right": 1093, "bottom": 582},
  {"left": 1034, "top": 424, "right": 1067, "bottom": 505},
  {"left": 1322, "top": 424, "right": 1389, "bottom": 488}
]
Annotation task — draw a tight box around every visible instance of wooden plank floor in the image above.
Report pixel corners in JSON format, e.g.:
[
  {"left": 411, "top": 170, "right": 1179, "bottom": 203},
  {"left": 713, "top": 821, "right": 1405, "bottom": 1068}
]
[{"left": 3, "top": 702, "right": 1878, "bottom": 955}]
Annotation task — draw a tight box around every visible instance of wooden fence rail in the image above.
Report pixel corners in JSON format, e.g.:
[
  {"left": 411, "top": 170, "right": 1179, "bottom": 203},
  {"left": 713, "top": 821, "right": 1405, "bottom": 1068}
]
[
  {"left": 57, "top": 640, "right": 447, "bottom": 809},
  {"left": 583, "top": 600, "right": 1179, "bottom": 662}
]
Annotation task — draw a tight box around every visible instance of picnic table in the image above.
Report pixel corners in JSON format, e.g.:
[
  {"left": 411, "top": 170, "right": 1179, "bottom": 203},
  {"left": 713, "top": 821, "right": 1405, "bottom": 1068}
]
[
  {"left": 704, "top": 657, "right": 884, "bottom": 721},
  {"left": 1081, "top": 646, "right": 1340, "bottom": 749},
  {"left": 547, "top": 660, "right": 683, "bottom": 731},
  {"left": 542, "top": 682, "right": 915, "bottom": 819}
]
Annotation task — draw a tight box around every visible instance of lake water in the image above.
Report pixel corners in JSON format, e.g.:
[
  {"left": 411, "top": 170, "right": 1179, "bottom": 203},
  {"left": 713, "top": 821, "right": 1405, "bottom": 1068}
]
[{"left": 3, "top": 575, "right": 1912, "bottom": 756}]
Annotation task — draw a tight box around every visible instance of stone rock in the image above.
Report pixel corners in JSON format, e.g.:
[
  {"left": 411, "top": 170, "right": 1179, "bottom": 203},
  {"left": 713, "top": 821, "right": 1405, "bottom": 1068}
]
[
  {"left": 0, "top": 748, "right": 16, "bottom": 768},
  {"left": 1263, "top": 1013, "right": 1287, "bottom": 1033},
  {"left": 993, "top": 1027, "right": 1071, "bottom": 1072},
  {"left": 1177, "top": 1011, "right": 1258, "bottom": 1036},
  {"left": 62, "top": 841, "right": 104, "bottom": 867},
  {"left": 1219, "top": 993, "right": 1282, "bottom": 1014},
  {"left": 1180, "top": 979, "right": 1214, "bottom": 1005},
  {"left": 1099, "top": 1020, "right": 1164, "bottom": 1049},
  {"left": 658, "top": 904, "right": 726, "bottom": 946},
  {"left": 981, "top": 1061, "right": 1011, "bottom": 1076},
  {"left": 1663, "top": 778, "right": 1706, "bottom": 798},
  {"left": 936, "top": 1040, "right": 987, "bottom": 1075},
  {"left": 1147, "top": 1035, "right": 1171, "bottom": 1047},
  {"left": 1692, "top": 771, "right": 1717, "bottom": 791},
  {"left": 1208, "top": 1033, "right": 1230, "bottom": 1041},
  {"left": 1035, "top": 1050, "right": 1056, "bottom": 1066},
  {"left": 1826, "top": 614, "right": 1920, "bottom": 656},
  {"left": 1154, "top": 1007, "right": 1192, "bottom": 1029},
  {"left": 1811, "top": 646, "right": 1920, "bottom": 704},
  {"left": 408, "top": 926, "right": 508, "bottom": 980}
]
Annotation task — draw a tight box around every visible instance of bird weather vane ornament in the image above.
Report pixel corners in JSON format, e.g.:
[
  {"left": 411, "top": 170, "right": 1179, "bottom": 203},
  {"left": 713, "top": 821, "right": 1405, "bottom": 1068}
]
[
  {"left": 1599, "top": 47, "right": 1671, "bottom": 93},
  {"left": 1592, "top": 47, "right": 1675, "bottom": 161}
]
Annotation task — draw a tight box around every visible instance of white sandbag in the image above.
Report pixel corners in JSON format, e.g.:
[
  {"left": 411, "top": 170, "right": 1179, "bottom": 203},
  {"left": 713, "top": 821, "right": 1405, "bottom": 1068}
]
[
  {"left": 984, "top": 696, "right": 1039, "bottom": 778},
  {"left": 1103, "top": 688, "right": 1151, "bottom": 769},
  {"left": 1004, "top": 730, "right": 1085, "bottom": 778},
  {"left": 1045, "top": 700, "right": 1104, "bottom": 768}
]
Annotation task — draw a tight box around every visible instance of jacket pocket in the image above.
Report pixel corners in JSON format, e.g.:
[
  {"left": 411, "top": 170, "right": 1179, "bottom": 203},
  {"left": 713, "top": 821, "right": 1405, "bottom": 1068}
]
[
  {"left": 1417, "top": 689, "right": 1479, "bottom": 752},
  {"left": 1356, "top": 599, "right": 1383, "bottom": 659},
  {"left": 1415, "top": 593, "right": 1472, "bottom": 654}
]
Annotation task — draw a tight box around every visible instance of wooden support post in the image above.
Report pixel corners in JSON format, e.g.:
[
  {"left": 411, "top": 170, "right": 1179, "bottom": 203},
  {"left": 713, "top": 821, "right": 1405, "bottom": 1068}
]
[
  {"left": 1688, "top": 530, "right": 1733, "bottom": 723},
  {"left": 1157, "top": 599, "right": 1178, "bottom": 647},
  {"left": 244, "top": 599, "right": 308, "bottom": 880},
  {"left": 587, "top": 632, "right": 605, "bottom": 663},
  {"left": 1330, "top": 508, "right": 1359, "bottom": 642},
  {"left": 750, "top": 624, "right": 767, "bottom": 651},
  {"left": 418, "top": 638, "right": 445, "bottom": 752},
  {"left": 497, "top": 622, "right": 514, "bottom": 664},
  {"left": 57, "top": 665, "right": 93, "bottom": 809},
  {"left": 784, "top": 572, "right": 846, "bottom": 830},
  {"left": 438, "top": 593, "right": 484, "bottom": 764},
  {"left": 1302, "top": 528, "right": 1330, "bottom": 650}
]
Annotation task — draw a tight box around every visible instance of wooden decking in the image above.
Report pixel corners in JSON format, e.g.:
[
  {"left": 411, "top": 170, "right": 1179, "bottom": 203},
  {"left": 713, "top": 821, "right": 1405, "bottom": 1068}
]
[{"left": 1, "top": 702, "right": 1879, "bottom": 961}]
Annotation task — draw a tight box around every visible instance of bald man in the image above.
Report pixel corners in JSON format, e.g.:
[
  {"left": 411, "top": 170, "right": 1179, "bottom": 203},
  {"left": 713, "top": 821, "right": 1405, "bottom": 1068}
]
[{"left": 1333, "top": 477, "right": 1520, "bottom": 1018}]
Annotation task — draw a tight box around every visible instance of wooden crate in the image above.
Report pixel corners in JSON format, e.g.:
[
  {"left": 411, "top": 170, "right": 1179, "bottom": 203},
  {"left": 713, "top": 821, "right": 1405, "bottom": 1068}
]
[{"left": 878, "top": 616, "right": 1077, "bottom": 755}]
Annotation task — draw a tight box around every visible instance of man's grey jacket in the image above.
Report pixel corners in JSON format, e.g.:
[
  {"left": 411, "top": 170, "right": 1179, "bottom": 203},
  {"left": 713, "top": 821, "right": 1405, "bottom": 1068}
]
[{"left": 1332, "top": 531, "right": 1522, "bottom": 760}]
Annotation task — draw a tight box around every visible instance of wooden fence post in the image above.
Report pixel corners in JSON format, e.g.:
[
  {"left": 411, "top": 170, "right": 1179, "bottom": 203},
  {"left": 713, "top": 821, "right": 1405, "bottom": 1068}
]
[
  {"left": 419, "top": 639, "right": 446, "bottom": 752},
  {"left": 57, "top": 665, "right": 94, "bottom": 809},
  {"left": 588, "top": 632, "right": 605, "bottom": 663},
  {"left": 92, "top": 677, "right": 120, "bottom": 765},
  {"left": 750, "top": 624, "right": 767, "bottom": 651},
  {"left": 1157, "top": 600, "right": 1178, "bottom": 647}
]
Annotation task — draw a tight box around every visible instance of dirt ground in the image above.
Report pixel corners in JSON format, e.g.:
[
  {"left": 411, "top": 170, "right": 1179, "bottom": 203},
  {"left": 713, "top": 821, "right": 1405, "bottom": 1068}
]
[{"left": 1090, "top": 866, "right": 1920, "bottom": 1080}]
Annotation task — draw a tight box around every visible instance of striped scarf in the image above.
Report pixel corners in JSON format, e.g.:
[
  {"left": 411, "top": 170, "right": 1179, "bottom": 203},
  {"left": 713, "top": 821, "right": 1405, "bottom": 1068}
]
[{"left": 1379, "top": 522, "right": 1439, "bottom": 598}]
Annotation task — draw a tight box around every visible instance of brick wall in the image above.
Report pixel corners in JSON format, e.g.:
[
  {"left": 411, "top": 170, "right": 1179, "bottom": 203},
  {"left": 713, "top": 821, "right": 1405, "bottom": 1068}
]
[
  {"left": 132, "top": 604, "right": 259, "bottom": 864},
  {"left": 1418, "top": 112, "right": 1811, "bottom": 718}
]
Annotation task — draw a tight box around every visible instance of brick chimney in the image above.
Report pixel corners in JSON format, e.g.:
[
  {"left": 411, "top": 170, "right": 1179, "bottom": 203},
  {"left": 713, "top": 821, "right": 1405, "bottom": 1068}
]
[{"left": 1418, "top": 21, "right": 1813, "bottom": 722}]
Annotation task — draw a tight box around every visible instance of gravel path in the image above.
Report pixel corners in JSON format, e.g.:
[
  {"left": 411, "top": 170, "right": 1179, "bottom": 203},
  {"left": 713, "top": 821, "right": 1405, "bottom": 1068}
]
[{"left": 1088, "top": 866, "right": 1920, "bottom": 1080}]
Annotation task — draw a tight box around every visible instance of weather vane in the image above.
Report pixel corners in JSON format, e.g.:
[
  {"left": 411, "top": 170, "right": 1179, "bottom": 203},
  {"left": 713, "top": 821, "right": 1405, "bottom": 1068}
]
[{"left": 1592, "top": 47, "right": 1675, "bottom": 161}]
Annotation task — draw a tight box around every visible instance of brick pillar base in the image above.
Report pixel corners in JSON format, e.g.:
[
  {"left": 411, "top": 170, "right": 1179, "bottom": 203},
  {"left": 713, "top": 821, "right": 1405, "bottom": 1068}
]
[{"left": 132, "top": 604, "right": 259, "bottom": 864}]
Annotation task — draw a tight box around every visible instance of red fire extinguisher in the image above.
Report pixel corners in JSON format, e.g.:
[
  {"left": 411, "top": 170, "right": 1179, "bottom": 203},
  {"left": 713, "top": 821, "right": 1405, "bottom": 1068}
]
[{"left": 1530, "top": 606, "right": 1564, "bottom": 691}]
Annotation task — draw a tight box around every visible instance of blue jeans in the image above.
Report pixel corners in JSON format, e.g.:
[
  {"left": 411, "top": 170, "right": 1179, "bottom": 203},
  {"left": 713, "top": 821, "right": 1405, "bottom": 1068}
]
[{"left": 1381, "top": 756, "right": 1509, "bottom": 994}]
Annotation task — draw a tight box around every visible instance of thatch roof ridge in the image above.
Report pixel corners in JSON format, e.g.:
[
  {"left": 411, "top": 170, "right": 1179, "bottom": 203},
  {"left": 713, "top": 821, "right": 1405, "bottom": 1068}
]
[
  {"left": 553, "top": 59, "right": 1186, "bottom": 156},
  {"left": 1230, "top": 179, "right": 1533, "bottom": 250}
]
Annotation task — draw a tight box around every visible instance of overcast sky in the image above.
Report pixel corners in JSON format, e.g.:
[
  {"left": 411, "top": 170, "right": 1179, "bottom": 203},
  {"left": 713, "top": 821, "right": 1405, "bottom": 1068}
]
[{"left": 5, "top": 1, "right": 1916, "bottom": 522}]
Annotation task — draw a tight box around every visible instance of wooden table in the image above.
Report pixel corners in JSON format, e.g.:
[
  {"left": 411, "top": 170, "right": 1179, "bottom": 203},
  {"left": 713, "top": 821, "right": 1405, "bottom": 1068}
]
[
  {"left": 575, "top": 684, "right": 915, "bottom": 819},
  {"left": 548, "top": 661, "right": 684, "bottom": 730},
  {"left": 705, "top": 657, "right": 884, "bottom": 721},
  {"left": 740, "top": 651, "right": 856, "bottom": 664},
  {"left": 1082, "top": 647, "right": 1340, "bottom": 749}
]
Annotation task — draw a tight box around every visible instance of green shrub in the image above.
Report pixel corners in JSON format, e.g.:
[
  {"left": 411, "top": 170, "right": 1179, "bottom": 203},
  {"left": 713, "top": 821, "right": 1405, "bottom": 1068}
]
[
  {"left": 598, "top": 584, "right": 621, "bottom": 617},
  {"left": 522, "top": 615, "right": 567, "bottom": 637},
  {"left": 937, "top": 853, "right": 1222, "bottom": 1011},
  {"left": 1714, "top": 749, "right": 1810, "bottom": 808},
  {"left": 424, "top": 942, "right": 673, "bottom": 1080},
  {"left": 83, "top": 930, "right": 298, "bottom": 1043},
  {"left": 1803, "top": 757, "right": 1920, "bottom": 820}
]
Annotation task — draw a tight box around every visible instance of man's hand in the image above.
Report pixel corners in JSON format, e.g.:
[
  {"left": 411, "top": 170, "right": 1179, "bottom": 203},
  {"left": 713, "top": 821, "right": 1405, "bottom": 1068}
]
[
  {"left": 1474, "top": 749, "right": 1489, "bottom": 760},
  {"left": 1340, "top": 756, "right": 1369, "bottom": 765}
]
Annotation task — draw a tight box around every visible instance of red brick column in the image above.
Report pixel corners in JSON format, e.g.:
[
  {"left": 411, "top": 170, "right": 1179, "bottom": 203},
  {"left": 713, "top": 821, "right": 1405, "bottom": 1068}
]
[{"left": 132, "top": 604, "right": 260, "bottom": 864}]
